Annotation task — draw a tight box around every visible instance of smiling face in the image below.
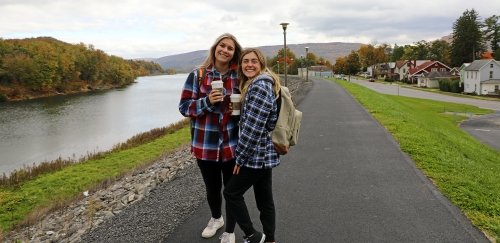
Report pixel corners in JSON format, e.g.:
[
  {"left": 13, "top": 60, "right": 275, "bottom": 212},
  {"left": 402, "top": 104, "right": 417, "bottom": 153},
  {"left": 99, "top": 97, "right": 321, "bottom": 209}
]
[
  {"left": 241, "top": 51, "right": 262, "bottom": 79},
  {"left": 214, "top": 38, "right": 236, "bottom": 66}
]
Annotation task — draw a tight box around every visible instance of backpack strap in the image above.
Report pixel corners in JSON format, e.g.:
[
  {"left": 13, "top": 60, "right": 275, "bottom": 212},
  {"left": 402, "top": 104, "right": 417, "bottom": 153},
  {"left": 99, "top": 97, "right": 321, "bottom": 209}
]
[{"left": 196, "top": 68, "right": 206, "bottom": 86}]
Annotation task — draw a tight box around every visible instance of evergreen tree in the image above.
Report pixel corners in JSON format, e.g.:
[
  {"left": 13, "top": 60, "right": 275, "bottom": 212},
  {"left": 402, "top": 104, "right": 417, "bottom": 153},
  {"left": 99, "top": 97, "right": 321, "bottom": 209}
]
[{"left": 451, "top": 9, "right": 485, "bottom": 67}]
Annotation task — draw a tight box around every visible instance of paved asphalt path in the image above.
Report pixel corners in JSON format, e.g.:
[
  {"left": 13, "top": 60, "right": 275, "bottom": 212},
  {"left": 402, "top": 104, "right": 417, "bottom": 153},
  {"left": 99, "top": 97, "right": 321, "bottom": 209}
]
[{"left": 164, "top": 77, "right": 489, "bottom": 242}]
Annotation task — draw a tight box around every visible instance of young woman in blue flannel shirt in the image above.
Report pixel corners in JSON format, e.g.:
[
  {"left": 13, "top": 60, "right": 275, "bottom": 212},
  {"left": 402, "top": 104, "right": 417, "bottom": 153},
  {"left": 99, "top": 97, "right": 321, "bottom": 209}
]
[
  {"left": 224, "top": 48, "right": 281, "bottom": 243},
  {"left": 179, "top": 33, "right": 242, "bottom": 242}
]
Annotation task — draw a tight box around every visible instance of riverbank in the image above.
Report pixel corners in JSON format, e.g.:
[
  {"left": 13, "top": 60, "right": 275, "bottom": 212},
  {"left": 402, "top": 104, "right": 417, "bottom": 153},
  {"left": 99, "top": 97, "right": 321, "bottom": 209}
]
[
  {"left": 2, "top": 76, "right": 312, "bottom": 242},
  {"left": 0, "top": 80, "right": 129, "bottom": 102}
]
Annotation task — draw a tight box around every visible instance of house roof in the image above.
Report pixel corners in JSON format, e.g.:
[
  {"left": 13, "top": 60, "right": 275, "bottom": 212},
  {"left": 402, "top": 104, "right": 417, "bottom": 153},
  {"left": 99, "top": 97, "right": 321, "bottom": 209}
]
[
  {"left": 409, "top": 60, "right": 451, "bottom": 75},
  {"left": 459, "top": 63, "right": 471, "bottom": 70},
  {"left": 395, "top": 60, "right": 407, "bottom": 68},
  {"left": 395, "top": 60, "right": 430, "bottom": 69},
  {"left": 464, "top": 59, "right": 498, "bottom": 71}
]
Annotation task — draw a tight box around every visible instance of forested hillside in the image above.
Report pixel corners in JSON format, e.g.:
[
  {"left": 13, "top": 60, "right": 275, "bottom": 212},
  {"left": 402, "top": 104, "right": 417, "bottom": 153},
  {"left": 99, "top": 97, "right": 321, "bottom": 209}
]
[{"left": 0, "top": 37, "right": 165, "bottom": 101}]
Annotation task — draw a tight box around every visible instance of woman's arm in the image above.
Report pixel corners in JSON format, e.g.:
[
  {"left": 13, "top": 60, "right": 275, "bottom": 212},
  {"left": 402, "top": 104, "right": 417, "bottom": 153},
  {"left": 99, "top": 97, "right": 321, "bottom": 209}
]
[{"left": 179, "top": 71, "right": 215, "bottom": 118}]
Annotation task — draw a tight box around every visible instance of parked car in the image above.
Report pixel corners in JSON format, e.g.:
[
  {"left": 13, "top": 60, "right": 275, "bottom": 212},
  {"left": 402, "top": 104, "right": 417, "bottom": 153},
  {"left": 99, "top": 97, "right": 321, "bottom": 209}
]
[{"left": 368, "top": 78, "right": 375, "bottom": 82}]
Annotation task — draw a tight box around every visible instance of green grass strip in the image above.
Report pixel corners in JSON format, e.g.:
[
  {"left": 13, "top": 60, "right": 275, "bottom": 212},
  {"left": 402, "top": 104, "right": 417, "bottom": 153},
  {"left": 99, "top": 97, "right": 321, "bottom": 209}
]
[
  {"left": 335, "top": 79, "right": 500, "bottom": 241},
  {"left": 0, "top": 126, "right": 190, "bottom": 232}
]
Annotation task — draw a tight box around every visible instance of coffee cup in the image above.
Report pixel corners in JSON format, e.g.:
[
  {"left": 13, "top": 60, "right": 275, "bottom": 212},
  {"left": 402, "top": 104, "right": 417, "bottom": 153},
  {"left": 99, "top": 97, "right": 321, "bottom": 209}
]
[
  {"left": 211, "top": 80, "right": 224, "bottom": 94},
  {"left": 230, "top": 94, "right": 241, "bottom": 116}
]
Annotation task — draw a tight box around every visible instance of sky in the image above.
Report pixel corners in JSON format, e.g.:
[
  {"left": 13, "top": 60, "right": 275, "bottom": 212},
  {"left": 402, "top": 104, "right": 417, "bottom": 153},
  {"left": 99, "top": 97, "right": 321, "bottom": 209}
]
[{"left": 1, "top": 0, "right": 499, "bottom": 59}]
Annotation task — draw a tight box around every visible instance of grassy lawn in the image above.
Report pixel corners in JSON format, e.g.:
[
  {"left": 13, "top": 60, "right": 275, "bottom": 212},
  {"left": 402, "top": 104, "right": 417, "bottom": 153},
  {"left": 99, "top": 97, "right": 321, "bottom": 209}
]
[
  {"left": 335, "top": 79, "right": 500, "bottom": 241},
  {"left": 0, "top": 124, "right": 191, "bottom": 233}
]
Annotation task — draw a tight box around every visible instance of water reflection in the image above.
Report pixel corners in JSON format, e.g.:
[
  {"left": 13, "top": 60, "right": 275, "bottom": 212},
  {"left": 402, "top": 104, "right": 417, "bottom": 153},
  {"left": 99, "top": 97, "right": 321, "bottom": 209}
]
[{"left": 0, "top": 74, "right": 187, "bottom": 174}]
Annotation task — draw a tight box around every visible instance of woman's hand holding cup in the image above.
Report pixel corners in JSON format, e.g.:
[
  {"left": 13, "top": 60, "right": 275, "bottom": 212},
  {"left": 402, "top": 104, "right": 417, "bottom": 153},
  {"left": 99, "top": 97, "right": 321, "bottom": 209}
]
[{"left": 208, "top": 89, "right": 224, "bottom": 104}]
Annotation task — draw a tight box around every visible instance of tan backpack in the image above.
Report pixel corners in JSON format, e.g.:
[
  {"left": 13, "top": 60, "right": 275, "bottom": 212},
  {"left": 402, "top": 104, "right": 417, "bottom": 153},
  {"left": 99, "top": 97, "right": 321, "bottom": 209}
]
[{"left": 271, "top": 86, "right": 302, "bottom": 155}]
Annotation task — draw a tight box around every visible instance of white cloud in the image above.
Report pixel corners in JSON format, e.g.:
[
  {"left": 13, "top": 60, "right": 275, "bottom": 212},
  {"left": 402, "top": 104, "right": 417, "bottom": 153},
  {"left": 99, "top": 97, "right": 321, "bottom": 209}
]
[{"left": 1, "top": 0, "right": 499, "bottom": 59}]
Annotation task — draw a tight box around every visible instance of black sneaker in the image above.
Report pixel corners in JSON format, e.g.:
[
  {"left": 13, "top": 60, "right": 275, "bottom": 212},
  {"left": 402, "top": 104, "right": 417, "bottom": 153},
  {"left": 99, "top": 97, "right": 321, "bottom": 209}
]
[{"left": 243, "top": 231, "right": 265, "bottom": 243}]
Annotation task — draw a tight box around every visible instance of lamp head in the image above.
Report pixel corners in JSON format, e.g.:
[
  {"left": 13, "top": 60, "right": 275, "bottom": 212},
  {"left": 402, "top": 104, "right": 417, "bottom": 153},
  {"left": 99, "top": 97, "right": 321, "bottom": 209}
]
[{"left": 280, "top": 23, "right": 289, "bottom": 31}]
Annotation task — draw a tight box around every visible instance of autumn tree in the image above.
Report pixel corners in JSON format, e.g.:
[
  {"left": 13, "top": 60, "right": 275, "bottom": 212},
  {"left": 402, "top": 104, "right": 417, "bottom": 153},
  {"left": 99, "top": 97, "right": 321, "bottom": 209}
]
[
  {"left": 484, "top": 15, "right": 500, "bottom": 58},
  {"left": 333, "top": 56, "right": 347, "bottom": 74},
  {"left": 0, "top": 37, "right": 162, "bottom": 100},
  {"left": 270, "top": 48, "right": 297, "bottom": 74},
  {"left": 357, "top": 44, "right": 376, "bottom": 70}
]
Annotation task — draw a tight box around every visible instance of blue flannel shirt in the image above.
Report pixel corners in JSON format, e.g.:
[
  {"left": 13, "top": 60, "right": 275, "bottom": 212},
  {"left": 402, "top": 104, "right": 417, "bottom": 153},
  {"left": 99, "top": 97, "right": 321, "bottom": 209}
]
[{"left": 236, "top": 73, "right": 280, "bottom": 169}]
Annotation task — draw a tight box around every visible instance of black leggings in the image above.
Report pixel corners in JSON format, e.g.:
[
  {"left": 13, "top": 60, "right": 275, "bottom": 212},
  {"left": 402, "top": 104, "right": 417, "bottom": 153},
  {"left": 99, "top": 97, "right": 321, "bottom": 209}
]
[
  {"left": 224, "top": 166, "right": 275, "bottom": 242},
  {"left": 197, "top": 159, "right": 236, "bottom": 232}
]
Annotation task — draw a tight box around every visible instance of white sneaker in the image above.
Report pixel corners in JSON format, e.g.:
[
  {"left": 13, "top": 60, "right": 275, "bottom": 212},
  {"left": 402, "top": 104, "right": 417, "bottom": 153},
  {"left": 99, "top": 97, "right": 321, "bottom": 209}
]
[
  {"left": 219, "top": 232, "right": 235, "bottom": 243},
  {"left": 201, "top": 217, "right": 224, "bottom": 238}
]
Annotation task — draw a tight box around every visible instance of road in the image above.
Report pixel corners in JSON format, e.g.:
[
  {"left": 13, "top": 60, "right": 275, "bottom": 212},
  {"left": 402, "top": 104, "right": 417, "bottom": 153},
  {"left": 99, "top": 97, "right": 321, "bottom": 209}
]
[{"left": 349, "top": 77, "right": 500, "bottom": 111}]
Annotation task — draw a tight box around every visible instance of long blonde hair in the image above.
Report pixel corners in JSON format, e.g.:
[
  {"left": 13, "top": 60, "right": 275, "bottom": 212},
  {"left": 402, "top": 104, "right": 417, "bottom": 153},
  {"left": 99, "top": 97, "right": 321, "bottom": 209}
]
[
  {"left": 199, "top": 33, "right": 242, "bottom": 69},
  {"left": 238, "top": 48, "right": 281, "bottom": 100}
]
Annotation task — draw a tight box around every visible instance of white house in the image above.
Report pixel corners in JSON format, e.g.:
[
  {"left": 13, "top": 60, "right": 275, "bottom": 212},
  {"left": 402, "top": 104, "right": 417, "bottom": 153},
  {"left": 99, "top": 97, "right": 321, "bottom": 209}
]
[
  {"left": 462, "top": 59, "right": 500, "bottom": 95},
  {"left": 458, "top": 63, "right": 471, "bottom": 88},
  {"left": 394, "top": 60, "right": 430, "bottom": 81}
]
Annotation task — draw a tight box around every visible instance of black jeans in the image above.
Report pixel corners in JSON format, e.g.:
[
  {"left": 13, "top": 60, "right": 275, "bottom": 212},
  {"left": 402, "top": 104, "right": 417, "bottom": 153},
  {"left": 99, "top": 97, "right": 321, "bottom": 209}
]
[
  {"left": 197, "top": 159, "right": 236, "bottom": 232},
  {"left": 224, "top": 166, "right": 275, "bottom": 242}
]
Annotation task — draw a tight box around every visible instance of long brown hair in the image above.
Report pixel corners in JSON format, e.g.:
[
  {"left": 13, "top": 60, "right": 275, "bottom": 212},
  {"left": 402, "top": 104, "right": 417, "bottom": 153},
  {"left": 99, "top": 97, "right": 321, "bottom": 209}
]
[
  {"left": 238, "top": 48, "right": 280, "bottom": 100},
  {"left": 199, "top": 33, "right": 242, "bottom": 69}
]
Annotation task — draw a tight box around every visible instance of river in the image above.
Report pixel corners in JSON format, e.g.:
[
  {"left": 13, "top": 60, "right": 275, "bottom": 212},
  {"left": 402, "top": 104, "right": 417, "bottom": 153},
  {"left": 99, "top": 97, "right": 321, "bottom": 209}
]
[{"left": 0, "top": 74, "right": 188, "bottom": 175}]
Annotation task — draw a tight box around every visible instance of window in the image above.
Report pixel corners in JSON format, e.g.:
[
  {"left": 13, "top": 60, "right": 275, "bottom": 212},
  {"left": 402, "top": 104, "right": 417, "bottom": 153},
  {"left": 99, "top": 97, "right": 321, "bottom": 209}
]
[
  {"left": 440, "top": 68, "right": 446, "bottom": 72},
  {"left": 491, "top": 63, "right": 494, "bottom": 68},
  {"left": 490, "top": 71, "right": 493, "bottom": 79},
  {"left": 495, "top": 85, "right": 499, "bottom": 91},
  {"left": 431, "top": 68, "right": 437, "bottom": 72}
]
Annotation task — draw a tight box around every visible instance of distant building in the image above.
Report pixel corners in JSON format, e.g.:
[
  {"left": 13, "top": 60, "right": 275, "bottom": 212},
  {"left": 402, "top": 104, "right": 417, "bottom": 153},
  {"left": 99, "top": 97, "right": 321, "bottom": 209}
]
[
  {"left": 417, "top": 71, "right": 456, "bottom": 88},
  {"left": 394, "top": 60, "right": 431, "bottom": 81},
  {"left": 462, "top": 59, "right": 500, "bottom": 95},
  {"left": 408, "top": 60, "right": 452, "bottom": 84},
  {"left": 301, "top": 65, "right": 333, "bottom": 78}
]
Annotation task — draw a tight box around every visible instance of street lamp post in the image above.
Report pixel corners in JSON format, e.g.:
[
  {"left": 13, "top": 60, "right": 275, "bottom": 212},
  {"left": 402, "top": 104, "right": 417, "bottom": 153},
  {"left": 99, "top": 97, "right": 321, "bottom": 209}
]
[
  {"left": 277, "top": 60, "right": 279, "bottom": 74},
  {"left": 280, "top": 22, "right": 289, "bottom": 86},
  {"left": 300, "top": 55, "right": 303, "bottom": 78},
  {"left": 305, "top": 46, "right": 309, "bottom": 82}
]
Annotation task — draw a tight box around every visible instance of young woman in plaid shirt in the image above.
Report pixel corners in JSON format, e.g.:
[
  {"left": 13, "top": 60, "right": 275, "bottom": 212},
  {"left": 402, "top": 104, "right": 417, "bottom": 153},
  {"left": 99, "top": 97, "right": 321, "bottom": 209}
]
[
  {"left": 224, "top": 48, "right": 281, "bottom": 243},
  {"left": 179, "top": 33, "right": 242, "bottom": 243}
]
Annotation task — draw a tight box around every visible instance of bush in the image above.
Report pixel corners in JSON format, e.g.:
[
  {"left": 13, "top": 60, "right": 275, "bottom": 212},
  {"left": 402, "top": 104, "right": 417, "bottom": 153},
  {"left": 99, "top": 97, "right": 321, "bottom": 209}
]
[{"left": 438, "top": 79, "right": 463, "bottom": 93}]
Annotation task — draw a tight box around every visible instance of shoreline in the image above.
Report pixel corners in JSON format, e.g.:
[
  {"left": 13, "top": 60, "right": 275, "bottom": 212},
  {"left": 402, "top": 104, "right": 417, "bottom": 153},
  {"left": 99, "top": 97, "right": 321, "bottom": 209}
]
[{"left": 0, "top": 73, "right": 177, "bottom": 103}]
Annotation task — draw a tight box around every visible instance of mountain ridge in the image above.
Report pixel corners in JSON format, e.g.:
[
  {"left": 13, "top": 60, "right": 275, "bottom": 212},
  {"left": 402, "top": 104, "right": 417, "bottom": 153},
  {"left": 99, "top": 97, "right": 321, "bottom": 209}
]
[{"left": 155, "top": 42, "right": 363, "bottom": 72}]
